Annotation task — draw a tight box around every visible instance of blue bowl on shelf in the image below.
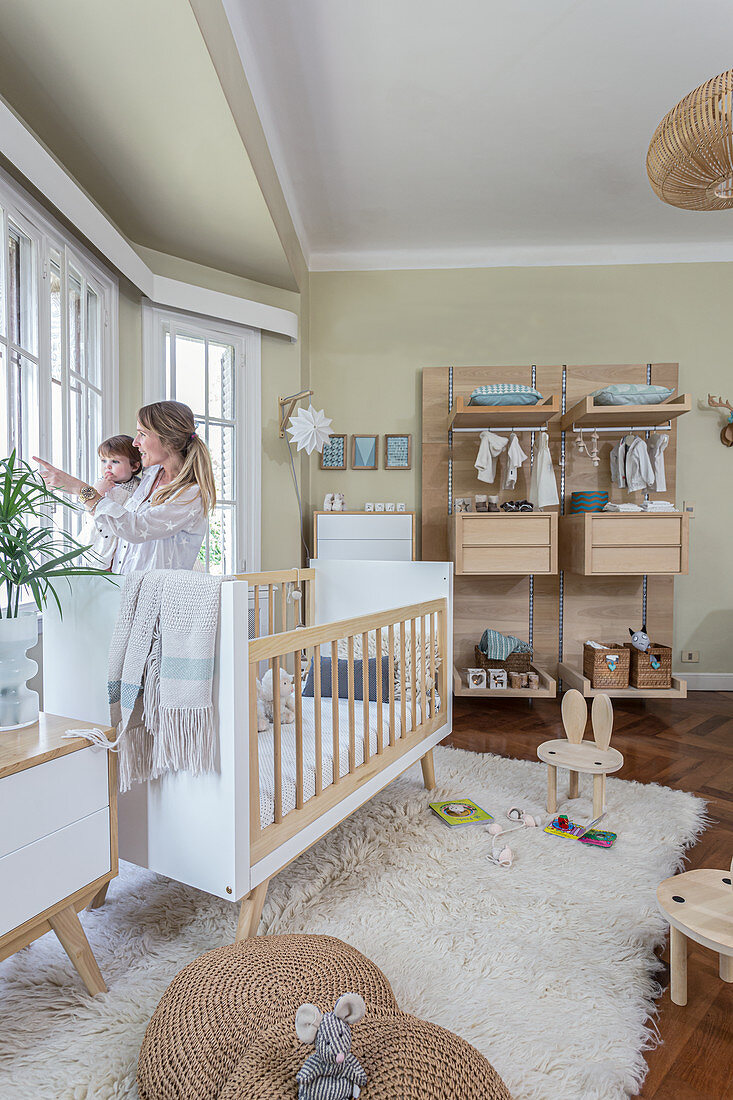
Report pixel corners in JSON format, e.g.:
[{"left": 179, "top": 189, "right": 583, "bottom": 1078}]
[{"left": 569, "top": 491, "right": 608, "bottom": 513}]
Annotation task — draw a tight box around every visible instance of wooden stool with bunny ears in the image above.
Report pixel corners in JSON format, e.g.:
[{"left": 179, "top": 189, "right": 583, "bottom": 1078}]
[{"left": 537, "top": 690, "right": 624, "bottom": 818}]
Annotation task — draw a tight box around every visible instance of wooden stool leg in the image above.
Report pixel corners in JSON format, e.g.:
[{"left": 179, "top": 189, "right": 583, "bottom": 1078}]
[
  {"left": 670, "top": 925, "right": 688, "bottom": 1006},
  {"left": 90, "top": 882, "right": 110, "bottom": 910},
  {"left": 568, "top": 770, "right": 579, "bottom": 799},
  {"left": 547, "top": 765, "right": 557, "bottom": 813},
  {"left": 420, "top": 749, "right": 436, "bottom": 790},
  {"left": 593, "top": 774, "right": 605, "bottom": 819},
  {"left": 48, "top": 904, "right": 107, "bottom": 996},
  {"left": 235, "top": 880, "right": 269, "bottom": 943},
  {"left": 720, "top": 953, "right": 733, "bottom": 983}
]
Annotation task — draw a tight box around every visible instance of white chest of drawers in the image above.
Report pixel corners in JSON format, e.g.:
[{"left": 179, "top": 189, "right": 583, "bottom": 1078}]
[
  {"left": 314, "top": 511, "right": 415, "bottom": 561},
  {"left": 0, "top": 714, "right": 117, "bottom": 996}
]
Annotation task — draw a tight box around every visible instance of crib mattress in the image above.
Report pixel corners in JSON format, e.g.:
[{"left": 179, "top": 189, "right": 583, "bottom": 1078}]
[{"left": 257, "top": 696, "right": 425, "bottom": 828}]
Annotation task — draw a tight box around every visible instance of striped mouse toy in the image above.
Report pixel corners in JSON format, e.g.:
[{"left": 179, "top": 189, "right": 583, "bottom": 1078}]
[{"left": 295, "top": 993, "right": 367, "bottom": 1099}]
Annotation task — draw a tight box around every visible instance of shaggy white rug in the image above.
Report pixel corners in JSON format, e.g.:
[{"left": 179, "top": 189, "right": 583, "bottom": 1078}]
[{"left": 0, "top": 747, "right": 706, "bottom": 1100}]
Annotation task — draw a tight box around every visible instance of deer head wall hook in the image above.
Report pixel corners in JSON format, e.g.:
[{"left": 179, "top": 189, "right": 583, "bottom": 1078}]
[{"left": 707, "top": 394, "right": 733, "bottom": 447}]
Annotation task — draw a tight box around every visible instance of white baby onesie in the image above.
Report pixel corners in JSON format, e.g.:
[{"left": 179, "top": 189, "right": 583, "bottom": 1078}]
[
  {"left": 500, "top": 433, "right": 528, "bottom": 490},
  {"left": 646, "top": 433, "right": 668, "bottom": 492},
  {"left": 475, "top": 430, "right": 507, "bottom": 484}
]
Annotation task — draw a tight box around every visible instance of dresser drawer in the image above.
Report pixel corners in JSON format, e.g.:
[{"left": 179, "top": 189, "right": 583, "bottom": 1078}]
[
  {"left": 450, "top": 512, "right": 557, "bottom": 574},
  {"left": 591, "top": 515, "right": 683, "bottom": 547},
  {"left": 559, "top": 512, "right": 689, "bottom": 575},
  {"left": 0, "top": 807, "right": 110, "bottom": 937},
  {"left": 0, "top": 748, "right": 109, "bottom": 860},
  {"left": 316, "top": 538, "right": 413, "bottom": 561},
  {"left": 462, "top": 546, "right": 552, "bottom": 574},
  {"left": 591, "top": 546, "right": 682, "bottom": 574},
  {"left": 460, "top": 515, "right": 552, "bottom": 546},
  {"left": 316, "top": 513, "right": 413, "bottom": 541}
]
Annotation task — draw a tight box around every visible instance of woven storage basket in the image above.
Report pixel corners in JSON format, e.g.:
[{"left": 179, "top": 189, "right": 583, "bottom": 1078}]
[
  {"left": 625, "top": 642, "right": 673, "bottom": 689},
  {"left": 583, "top": 642, "right": 630, "bottom": 689},
  {"left": 474, "top": 645, "right": 531, "bottom": 674}
]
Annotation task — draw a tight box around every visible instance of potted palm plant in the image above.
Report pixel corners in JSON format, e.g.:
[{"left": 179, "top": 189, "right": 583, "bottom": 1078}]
[{"left": 0, "top": 451, "right": 111, "bottom": 730}]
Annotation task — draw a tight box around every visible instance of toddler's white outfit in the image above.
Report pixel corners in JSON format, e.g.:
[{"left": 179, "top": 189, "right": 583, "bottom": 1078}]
[
  {"left": 625, "top": 435, "right": 655, "bottom": 492},
  {"left": 500, "top": 432, "right": 529, "bottom": 490},
  {"left": 610, "top": 438, "right": 628, "bottom": 488},
  {"left": 475, "top": 431, "right": 507, "bottom": 484},
  {"left": 528, "top": 433, "right": 559, "bottom": 509},
  {"left": 85, "top": 475, "right": 140, "bottom": 566},
  {"left": 646, "top": 433, "right": 669, "bottom": 492}
]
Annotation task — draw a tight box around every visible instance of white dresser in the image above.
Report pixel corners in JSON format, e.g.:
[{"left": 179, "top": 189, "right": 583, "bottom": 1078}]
[
  {"left": 313, "top": 511, "right": 415, "bottom": 561},
  {"left": 0, "top": 714, "right": 117, "bottom": 995}
]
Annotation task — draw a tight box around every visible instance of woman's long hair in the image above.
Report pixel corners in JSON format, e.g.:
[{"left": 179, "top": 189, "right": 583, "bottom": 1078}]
[{"left": 137, "top": 401, "right": 216, "bottom": 514}]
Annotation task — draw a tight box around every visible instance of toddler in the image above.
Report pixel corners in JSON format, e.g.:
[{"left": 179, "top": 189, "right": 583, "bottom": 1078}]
[{"left": 85, "top": 435, "right": 142, "bottom": 566}]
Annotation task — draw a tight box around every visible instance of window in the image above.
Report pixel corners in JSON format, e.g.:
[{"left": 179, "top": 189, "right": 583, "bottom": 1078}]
[
  {"left": 143, "top": 306, "right": 261, "bottom": 575},
  {"left": 1, "top": 170, "right": 118, "bottom": 535}
]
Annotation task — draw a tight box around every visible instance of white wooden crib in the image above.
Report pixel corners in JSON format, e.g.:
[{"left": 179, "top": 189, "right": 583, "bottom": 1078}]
[{"left": 43, "top": 560, "right": 452, "bottom": 939}]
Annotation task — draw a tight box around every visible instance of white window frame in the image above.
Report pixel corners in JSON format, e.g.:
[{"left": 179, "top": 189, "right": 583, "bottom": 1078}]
[
  {"left": 142, "top": 304, "right": 261, "bottom": 574},
  {"left": 0, "top": 165, "right": 118, "bottom": 472}
]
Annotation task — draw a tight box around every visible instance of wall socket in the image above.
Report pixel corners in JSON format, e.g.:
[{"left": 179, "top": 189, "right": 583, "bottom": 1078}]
[
  {"left": 682, "top": 501, "right": 695, "bottom": 518},
  {"left": 681, "top": 650, "right": 700, "bottom": 663}
]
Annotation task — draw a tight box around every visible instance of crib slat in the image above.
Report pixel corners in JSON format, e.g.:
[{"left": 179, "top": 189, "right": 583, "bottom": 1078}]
[
  {"left": 362, "top": 630, "right": 370, "bottom": 765},
  {"left": 331, "top": 640, "right": 340, "bottom": 785},
  {"left": 376, "top": 627, "right": 383, "bottom": 754},
  {"left": 272, "top": 656, "right": 282, "bottom": 824},
  {"left": 430, "top": 612, "right": 436, "bottom": 719},
  {"left": 400, "top": 620, "right": 407, "bottom": 739},
  {"left": 268, "top": 586, "right": 274, "bottom": 636},
  {"left": 347, "top": 635, "right": 356, "bottom": 773},
  {"left": 281, "top": 583, "right": 288, "bottom": 638},
  {"left": 294, "top": 647, "right": 303, "bottom": 810},
  {"left": 389, "top": 624, "right": 396, "bottom": 746},
  {"left": 411, "top": 617, "right": 417, "bottom": 734},
  {"left": 249, "top": 661, "right": 260, "bottom": 843},
  {"left": 313, "top": 645, "right": 322, "bottom": 796},
  {"left": 420, "top": 615, "right": 427, "bottom": 725},
  {"left": 253, "top": 586, "right": 260, "bottom": 639}
]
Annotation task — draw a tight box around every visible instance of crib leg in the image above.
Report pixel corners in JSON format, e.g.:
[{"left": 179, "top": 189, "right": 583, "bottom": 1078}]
[
  {"left": 235, "top": 880, "right": 269, "bottom": 943},
  {"left": 420, "top": 749, "right": 436, "bottom": 790},
  {"left": 90, "top": 882, "right": 110, "bottom": 910}
]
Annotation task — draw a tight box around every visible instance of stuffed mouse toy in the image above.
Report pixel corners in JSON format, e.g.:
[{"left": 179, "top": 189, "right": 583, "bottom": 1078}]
[
  {"left": 256, "top": 667, "right": 296, "bottom": 730},
  {"left": 295, "top": 993, "right": 367, "bottom": 1099}
]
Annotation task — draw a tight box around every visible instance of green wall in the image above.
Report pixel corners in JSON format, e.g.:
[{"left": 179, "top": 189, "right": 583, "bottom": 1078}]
[{"left": 309, "top": 264, "right": 733, "bottom": 675}]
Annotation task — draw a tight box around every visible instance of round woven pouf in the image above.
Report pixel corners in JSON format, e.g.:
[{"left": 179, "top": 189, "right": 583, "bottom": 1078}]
[
  {"left": 218, "top": 1014, "right": 512, "bottom": 1100},
  {"left": 137, "top": 935, "right": 399, "bottom": 1100}
]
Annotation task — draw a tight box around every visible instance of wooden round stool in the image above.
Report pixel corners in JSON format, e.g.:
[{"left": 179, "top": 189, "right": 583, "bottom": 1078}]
[
  {"left": 537, "top": 690, "right": 623, "bottom": 817},
  {"left": 657, "top": 862, "right": 733, "bottom": 1006}
]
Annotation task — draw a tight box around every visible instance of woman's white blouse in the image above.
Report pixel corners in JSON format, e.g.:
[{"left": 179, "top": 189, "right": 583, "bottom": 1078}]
[{"left": 92, "top": 465, "right": 208, "bottom": 574}]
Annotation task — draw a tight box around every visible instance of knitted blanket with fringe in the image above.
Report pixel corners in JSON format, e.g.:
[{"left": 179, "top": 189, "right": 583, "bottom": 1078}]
[{"left": 108, "top": 570, "right": 222, "bottom": 792}]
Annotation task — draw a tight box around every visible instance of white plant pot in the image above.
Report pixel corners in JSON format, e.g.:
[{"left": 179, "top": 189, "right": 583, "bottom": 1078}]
[{"left": 0, "top": 612, "right": 40, "bottom": 730}]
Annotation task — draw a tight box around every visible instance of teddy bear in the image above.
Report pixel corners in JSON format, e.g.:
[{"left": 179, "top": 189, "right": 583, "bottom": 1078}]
[
  {"left": 295, "top": 993, "right": 367, "bottom": 1100},
  {"left": 256, "top": 667, "right": 296, "bottom": 731}
]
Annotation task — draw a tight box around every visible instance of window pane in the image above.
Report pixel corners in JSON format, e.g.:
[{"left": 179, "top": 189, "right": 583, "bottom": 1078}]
[
  {"left": 69, "top": 377, "right": 83, "bottom": 480},
  {"left": 51, "top": 378, "right": 64, "bottom": 467},
  {"left": 173, "top": 333, "right": 205, "bottom": 413},
  {"left": 87, "top": 389, "right": 101, "bottom": 484},
  {"left": 208, "top": 423, "right": 234, "bottom": 500},
  {"left": 0, "top": 347, "right": 7, "bottom": 456},
  {"left": 208, "top": 342, "right": 234, "bottom": 420},
  {"left": 50, "top": 257, "right": 62, "bottom": 381},
  {"left": 68, "top": 268, "right": 82, "bottom": 379},
  {"left": 86, "top": 286, "right": 100, "bottom": 387},
  {"left": 0, "top": 209, "right": 5, "bottom": 340},
  {"left": 11, "top": 350, "right": 39, "bottom": 463},
  {"left": 8, "top": 224, "right": 37, "bottom": 355},
  {"left": 208, "top": 505, "right": 234, "bottom": 576}
]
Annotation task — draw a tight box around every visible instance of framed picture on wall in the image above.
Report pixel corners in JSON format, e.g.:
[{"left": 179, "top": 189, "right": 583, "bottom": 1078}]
[
  {"left": 351, "top": 435, "right": 378, "bottom": 470},
  {"left": 385, "top": 434, "right": 412, "bottom": 470},
  {"left": 319, "top": 434, "right": 347, "bottom": 470}
]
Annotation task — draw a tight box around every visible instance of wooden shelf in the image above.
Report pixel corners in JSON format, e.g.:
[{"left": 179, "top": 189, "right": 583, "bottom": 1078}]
[
  {"left": 558, "top": 661, "right": 687, "bottom": 699},
  {"left": 453, "top": 664, "right": 557, "bottom": 698},
  {"left": 561, "top": 393, "right": 691, "bottom": 432},
  {"left": 449, "top": 394, "right": 559, "bottom": 430}
]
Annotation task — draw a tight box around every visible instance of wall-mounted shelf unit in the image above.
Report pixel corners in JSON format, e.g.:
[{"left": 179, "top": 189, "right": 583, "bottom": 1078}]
[
  {"left": 561, "top": 393, "right": 691, "bottom": 432},
  {"left": 450, "top": 512, "right": 558, "bottom": 575},
  {"left": 557, "top": 661, "right": 687, "bottom": 699},
  {"left": 559, "top": 512, "right": 689, "bottom": 575},
  {"left": 453, "top": 665, "right": 557, "bottom": 698},
  {"left": 449, "top": 394, "right": 559, "bottom": 431}
]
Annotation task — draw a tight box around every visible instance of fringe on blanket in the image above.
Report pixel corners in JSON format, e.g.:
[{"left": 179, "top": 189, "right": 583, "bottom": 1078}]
[
  {"left": 118, "top": 723, "right": 155, "bottom": 792},
  {"left": 154, "top": 707, "right": 216, "bottom": 777}
]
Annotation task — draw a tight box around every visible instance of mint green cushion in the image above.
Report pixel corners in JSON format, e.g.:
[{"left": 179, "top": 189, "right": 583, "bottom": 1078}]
[
  {"left": 469, "top": 384, "right": 542, "bottom": 407},
  {"left": 592, "top": 383, "right": 674, "bottom": 406}
]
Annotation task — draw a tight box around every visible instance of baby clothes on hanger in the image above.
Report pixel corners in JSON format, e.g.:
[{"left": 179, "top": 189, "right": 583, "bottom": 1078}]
[
  {"left": 625, "top": 434, "right": 655, "bottom": 492},
  {"left": 475, "top": 430, "right": 507, "bottom": 484},
  {"left": 610, "top": 437, "right": 628, "bottom": 488},
  {"left": 500, "top": 432, "right": 528, "bottom": 490},
  {"left": 528, "top": 432, "right": 559, "bottom": 509},
  {"left": 646, "top": 433, "right": 669, "bottom": 492}
]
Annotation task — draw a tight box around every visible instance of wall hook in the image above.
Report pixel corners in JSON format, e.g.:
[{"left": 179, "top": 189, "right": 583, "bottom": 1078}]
[{"left": 707, "top": 394, "right": 733, "bottom": 447}]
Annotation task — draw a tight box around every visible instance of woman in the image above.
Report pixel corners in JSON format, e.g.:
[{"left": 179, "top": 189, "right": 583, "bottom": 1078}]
[{"left": 35, "top": 401, "right": 216, "bottom": 573}]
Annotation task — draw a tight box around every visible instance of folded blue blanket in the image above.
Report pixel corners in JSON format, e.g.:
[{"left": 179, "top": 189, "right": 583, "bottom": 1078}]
[{"left": 479, "top": 629, "right": 532, "bottom": 661}]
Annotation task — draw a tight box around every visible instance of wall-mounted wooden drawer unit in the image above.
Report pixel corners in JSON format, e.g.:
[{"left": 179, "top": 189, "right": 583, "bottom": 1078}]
[
  {"left": 559, "top": 512, "right": 689, "bottom": 575},
  {"left": 449, "top": 512, "right": 558, "bottom": 575}
]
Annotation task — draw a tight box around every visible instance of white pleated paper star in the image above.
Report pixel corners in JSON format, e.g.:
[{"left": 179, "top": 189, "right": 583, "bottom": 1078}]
[{"left": 286, "top": 405, "right": 333, "bottom": 455}]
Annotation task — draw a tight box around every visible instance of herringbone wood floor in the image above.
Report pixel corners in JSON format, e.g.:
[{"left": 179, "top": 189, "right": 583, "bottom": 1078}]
[{"left": 445, "top": 692, "right": 733, "bottom": 1100}]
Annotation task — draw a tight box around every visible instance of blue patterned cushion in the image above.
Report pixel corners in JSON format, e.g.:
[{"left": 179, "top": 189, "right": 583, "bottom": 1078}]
[
  {"left": 592, "top": 384, "right": 674, "bottom": 406},
  {"left": 303, "top": 655, "right": 391, "bottom": 702},
  {"left": 468, "top": 384, "right": 542, "bottom": 407}
]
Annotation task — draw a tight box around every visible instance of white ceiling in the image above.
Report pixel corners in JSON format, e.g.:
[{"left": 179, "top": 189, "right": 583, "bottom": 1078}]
[{"left": 224, "top": 0, "right": 733, "bottom": 269}]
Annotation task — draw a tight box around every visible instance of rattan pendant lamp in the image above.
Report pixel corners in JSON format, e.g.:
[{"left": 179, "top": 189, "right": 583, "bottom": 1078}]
[{"left": 647, "top": 69, "right": 733, "bottom": 209}]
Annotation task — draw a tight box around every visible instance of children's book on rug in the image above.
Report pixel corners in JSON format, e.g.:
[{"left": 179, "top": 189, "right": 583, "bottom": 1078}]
[
  {"left": 429, "top": 799, "right": 493, "bottom": 826},
  {"left": 544, "top": 817, "right": 617, "bottom": 848}
]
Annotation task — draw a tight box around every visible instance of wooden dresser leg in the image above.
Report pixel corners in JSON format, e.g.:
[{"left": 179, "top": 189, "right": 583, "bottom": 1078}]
[
  {"left": 670, "top": 925, "right": 688, "bottom": 1006},
  {"left": 420, "top": 749, "right": 436, "bottom": 790},
  {"left": 48, "top": 905, "right": 107, "bottom": 996},
  {"left": 235, "top": 880, "right": 269, "bottom": 943},
  {"left": 547, "top": 765, "right": 557, "bottom": 813},
  {"left": 720, "top": 953, "right": 733, "bottom": 983},
  {"left": 90, "top": 882, "right": 110, "bottom": 910},
  {"left": 568, "top": 770, "right": 579, "bottom": 799}
]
